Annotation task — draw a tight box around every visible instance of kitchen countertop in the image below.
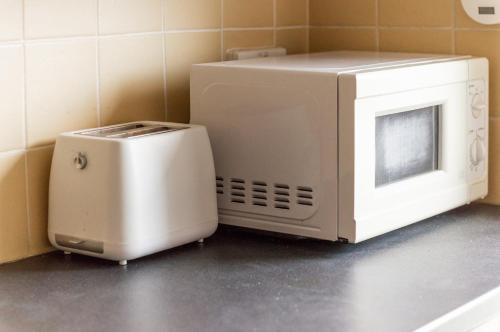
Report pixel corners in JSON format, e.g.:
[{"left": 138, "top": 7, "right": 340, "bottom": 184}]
[{"left": 0, "top": 204, "right": 499, "bottom": 332}]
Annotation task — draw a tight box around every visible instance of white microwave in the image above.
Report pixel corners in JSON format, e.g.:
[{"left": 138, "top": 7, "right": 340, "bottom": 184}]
[{"left": 190, "top": 51, "right": 489, "bottom": 243}]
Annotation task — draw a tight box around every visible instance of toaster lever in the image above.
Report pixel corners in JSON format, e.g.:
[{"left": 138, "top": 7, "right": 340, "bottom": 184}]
[{"left": 68, "top": 239, "right": 84, "bottom": 245}]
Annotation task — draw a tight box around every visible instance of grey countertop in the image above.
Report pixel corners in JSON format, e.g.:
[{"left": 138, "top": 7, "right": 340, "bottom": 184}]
[{"left": 0, "top": 204, "right": 499, "bottom": 332}]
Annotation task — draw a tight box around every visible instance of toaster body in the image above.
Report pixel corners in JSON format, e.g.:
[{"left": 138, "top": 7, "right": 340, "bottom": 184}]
[{"left": 48, "top": 122, "right": 218, "bottom": 263}]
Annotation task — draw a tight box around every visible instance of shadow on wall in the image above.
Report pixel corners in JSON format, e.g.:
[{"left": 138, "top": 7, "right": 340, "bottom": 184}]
[
  {"left": 0, "top": 152, "right": 29, "bottom": 263},
  {"left": 101, "top": 81, "right": 167, "bottom": 126}
]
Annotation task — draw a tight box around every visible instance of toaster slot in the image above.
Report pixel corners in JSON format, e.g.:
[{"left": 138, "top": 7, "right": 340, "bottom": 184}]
[
  {"left": 78, "top": 123, "right": 186, "bottom": 138},
  {"left": 55, "top": 234, "right": 104, "bottom": 254}
]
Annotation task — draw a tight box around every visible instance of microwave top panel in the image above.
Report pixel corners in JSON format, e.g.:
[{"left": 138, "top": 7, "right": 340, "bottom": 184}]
[{"left": 194, "top": 51, "right": 470, "bottom": 73}]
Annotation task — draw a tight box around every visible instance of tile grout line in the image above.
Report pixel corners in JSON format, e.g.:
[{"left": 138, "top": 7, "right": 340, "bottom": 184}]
[
  {"left": 221, "top": 0, "right": 224, "bottom": 61},
  {"left": 161, "top": 0, "right": 168, "bottom": 121},
  {"left": 0, "top": 26, "right": 314, "bottom": 47},
  {"left": 306, "top": 0, "right": 310, "bottom": 52},
  {"left": 452, "top": 0, "right": 457, "bottom": 54},
  {"left": 273, "top": 0, "right": 277, "bottom": 47},
  {"left": 95, "top": 0, "right": 101, "bottom": 127},
  {"left": 375, "top": 0, "right": 380, "bottom": 51},
  {"left": 21, "top": 0, "right": 32, "bottom": 256}
]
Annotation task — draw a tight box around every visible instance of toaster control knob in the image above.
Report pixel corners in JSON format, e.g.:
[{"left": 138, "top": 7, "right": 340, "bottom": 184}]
[
  {"left": 469, "top": 137, "right": 485, "bottom": 167},
  {"left": 74, "top": 153, "right": 87, "bottom": 170}
]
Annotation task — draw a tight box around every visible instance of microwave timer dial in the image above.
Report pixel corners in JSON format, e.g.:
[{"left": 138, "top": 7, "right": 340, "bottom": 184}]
[
  {"left": 467, "top": 80, "right": 487, "bottom": 181},
  {"left": 470, "top": 135, "right": 486, "bottom": 168}
]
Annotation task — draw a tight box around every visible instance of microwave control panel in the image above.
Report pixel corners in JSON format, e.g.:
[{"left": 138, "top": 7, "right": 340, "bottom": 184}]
[{"left": 467, "top": 79, "right": 487, "bottom": 183}]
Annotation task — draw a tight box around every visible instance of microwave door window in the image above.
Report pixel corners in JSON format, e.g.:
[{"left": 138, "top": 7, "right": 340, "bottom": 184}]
[{"left": 375, "top": 106, "right": 440, "bottom": 187}]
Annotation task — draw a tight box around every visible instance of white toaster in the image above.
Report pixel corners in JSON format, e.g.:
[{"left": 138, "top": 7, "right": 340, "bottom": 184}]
[{"left": 48, "top": 121, "right": 218, "bottom": 265}]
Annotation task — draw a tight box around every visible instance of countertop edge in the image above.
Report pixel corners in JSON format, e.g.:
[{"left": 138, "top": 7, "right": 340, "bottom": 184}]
[{"left": 417, "top": 286, "right": 500, "bottom": 332}]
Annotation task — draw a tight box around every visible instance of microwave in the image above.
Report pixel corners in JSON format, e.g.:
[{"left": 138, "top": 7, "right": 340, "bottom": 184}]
[{"left": 190, "top": 51, "right": 489, "bottom": 243}]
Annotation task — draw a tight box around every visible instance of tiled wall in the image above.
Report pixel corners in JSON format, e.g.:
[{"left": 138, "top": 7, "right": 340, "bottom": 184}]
[
  {"left": 0, "top": 0, "right": 308, "bottom": 264},
  {"left": 309, "top": 0, "right": 500, "bottom": 205}
]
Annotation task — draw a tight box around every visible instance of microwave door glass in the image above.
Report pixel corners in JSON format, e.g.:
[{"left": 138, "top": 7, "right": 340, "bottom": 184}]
[{"left": 375, "top": 105, "right": 440, "bottom": 187}]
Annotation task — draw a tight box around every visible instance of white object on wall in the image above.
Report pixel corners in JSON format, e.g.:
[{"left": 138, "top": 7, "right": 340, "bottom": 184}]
[
  {"left": 461, "top": 0, "right": 500, "bottom": 24},
  {"left": 225, "top": 47, "right": 286, "bottom": 60}
]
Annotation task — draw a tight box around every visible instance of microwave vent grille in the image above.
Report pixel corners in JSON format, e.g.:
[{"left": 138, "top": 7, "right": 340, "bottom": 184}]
[
  {"left": 216, "top": 176, "right": 224, "bottom": 195},
  {"left": 217, "top": 177, "right": 314, "bottom": 211},
  {"left": 274, "top": 183, "right": 290, "bottom": 210},
  {"left": 297, "top": 186, "right": 314, "bottom": 206},
  {"left": 252, "top": 181, "right": 268, "bottom": 207},
  {"left": 230, "top": 178, "right": 246, "bottom": 204}
]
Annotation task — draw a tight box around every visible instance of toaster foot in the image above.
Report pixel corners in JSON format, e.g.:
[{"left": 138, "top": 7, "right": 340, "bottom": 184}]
[
  {"left": 119, "top": 260, "right": 127, "bottom": 266},
  {"left": 198, "top": 238, "right": 204, "bottom": 244},
  {"left": 63, "top": 251, "right": 71, "bottom": 255}
]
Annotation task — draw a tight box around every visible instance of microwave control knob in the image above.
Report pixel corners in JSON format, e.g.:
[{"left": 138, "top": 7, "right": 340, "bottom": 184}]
[
  {"left": 469, "top": 137, "right": 485, "bottom": 167},
  {"left": 471, "top": 94, "right": 487, "bottom": 119}
]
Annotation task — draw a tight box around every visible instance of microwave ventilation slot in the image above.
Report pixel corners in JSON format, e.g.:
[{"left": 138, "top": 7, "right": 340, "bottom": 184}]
[
  {"left": 231, "top": 178, "right": 246, "bottom": 204},
  {"left": 216, "top": 176, "right": 224, "bottom": 195},
  {"left": 219, "top": 178, "right": 313, "bottom": 211},
  {"left": 274, "top": 183, "right": 290, "bottom": 210},
  {"left": 252, "top": 181, "right": 268, "bottom": 207},
  {"left": 297, "top": 186, "right": 314, "bottom": 206}
]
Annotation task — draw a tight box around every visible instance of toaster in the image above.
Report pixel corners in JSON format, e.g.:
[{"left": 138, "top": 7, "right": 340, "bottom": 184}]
[{"left": 48, "top": 121, "right": 218, "bottom": 265}]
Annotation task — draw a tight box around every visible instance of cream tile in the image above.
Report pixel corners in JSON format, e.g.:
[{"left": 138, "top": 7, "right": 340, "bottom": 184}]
[
  {"left": 223, "top": 0, "right": 273, "bottom": 28},
  {"left": 25, "top": 0, "right": 97, "bottom": 39},
  {"left": 165, "top": 0, "right": 221, "bottom": 30},
  {"left": 309, "top": 28, "right": 377, "bottom": 52},
  {"left": 276, "top": 28, "right": 308, "bottom": 54},
  {"left": 310, "top": 0, "right": 376, "bottom": 26},
  {"left": 223, "top": 30, "right": 274, "bottom": 54},
  {"left": 0, "top": 0, "right": 23, "bottom": 41},
  {"left": 25, "top": 40, "right": 98, "bottom": 147},
  {"left": 378, "top": 0, "right": 453, "bottom": 27},
  {"left": 484, "top": 119, "right": 500, "bottom": 205},
  {"left": 99, "top": 35, "right": 165, "bottom": 125},
  {"left": 379, "top": 29, "right": 453, "bottom": 54},
  {"left": 99, "top": 0, "right": 162, "bottom": 34},
  {"left": 0, "top": 151, "right": 29, "bottom": 264},
  {"left": 0, "top": 46, "right": 25, "bottom": 152},
  {"left": 456, "top": 30, "right": 500, "bottom": 117},
  {"left": 277, "top": 0, "right": 307, "bottom": 27},
  {"left": 27, "top": 146, "right": 54, "bottom": 255},
  {"left": 166, "top": 32, "right": 221, "bottom": 123}
]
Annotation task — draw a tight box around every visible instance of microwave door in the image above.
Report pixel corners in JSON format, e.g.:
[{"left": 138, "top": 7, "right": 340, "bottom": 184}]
[{"left": 338, "top": 71, "right": 470, "bottom": 243}]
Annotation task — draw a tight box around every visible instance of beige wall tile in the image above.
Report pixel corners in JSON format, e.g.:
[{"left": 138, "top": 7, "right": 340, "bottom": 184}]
[
  {"left": 0, "top": 46, "right": 25, "bottom": 152},
  {"left": 378, "top": 0, "right": 453, "bottom": 27},
  {"left": 26, "top": 146, "right": 54, "bottom": 255},
  {"left": 223, "top": 30, "right": 274, "bottom": 54},
  {"left": 99, "top": 0, "right": 162, "bottom": 34},
  {"left": 223, "top": 0, "right": 273, "bottom": 28},
  {"left": 165, "top": 0, "right": 221, "bottom": 30},
  {"left": 166, "top": 32, "right": 221, "bottom": 123},
  {"left": 379, "top": 29, "right": 453, "bottom": 54},
  {"left": 484, "top": 119, "right": 500, "bottom": 205},
  {"left": 276, "top": 28, "right": 308, "bottom": 54},
  {"left": 310, "top": 0, "right": 376, "bottom": 26},
  {"left": 0, "top": 151, "right": 29, "bottom": 264},
  {"left": 277, "top": 0, "right": 307, "bottom": 27},
  {"left": 25, "top": 40, "right": 98, "bottom": 147},
  {"left": 0, "top": 0, "right": 23, "bottom": 41},
  {"left": 99, "top": 35, "right": 165, "bottom": 125},
  {"left": 25, "top": 0, "right": 97, "bottom": 39},
  {"left": 309, "top": 28, "right": 377, "bottom": 52},
  {"left": 456, "top": 30, "right": 500, "bottom": 118}
]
